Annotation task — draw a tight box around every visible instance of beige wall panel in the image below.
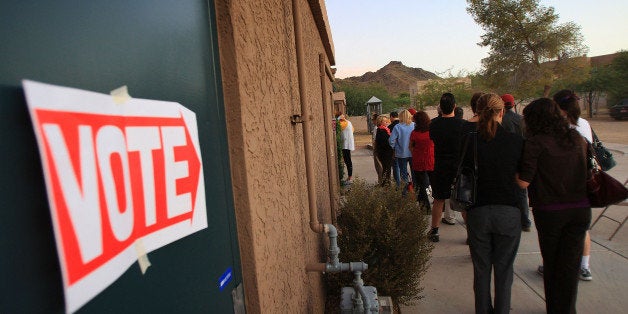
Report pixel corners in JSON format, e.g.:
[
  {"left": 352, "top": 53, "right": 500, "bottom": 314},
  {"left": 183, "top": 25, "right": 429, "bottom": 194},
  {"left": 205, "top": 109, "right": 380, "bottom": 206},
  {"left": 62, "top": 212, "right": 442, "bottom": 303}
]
[{"left": 216, "top": 0, "right": 335, "bottom": 312}]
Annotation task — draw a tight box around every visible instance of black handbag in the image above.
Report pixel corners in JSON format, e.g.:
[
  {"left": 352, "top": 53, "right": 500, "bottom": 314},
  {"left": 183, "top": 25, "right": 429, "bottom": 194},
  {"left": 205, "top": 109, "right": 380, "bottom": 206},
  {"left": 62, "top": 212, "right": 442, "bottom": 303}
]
[
  {"left": 591, "top": 129, "right": 616, "bottom": 171},
  {"left": 450, "top": 132, "right": 477, "bottom": 212}
]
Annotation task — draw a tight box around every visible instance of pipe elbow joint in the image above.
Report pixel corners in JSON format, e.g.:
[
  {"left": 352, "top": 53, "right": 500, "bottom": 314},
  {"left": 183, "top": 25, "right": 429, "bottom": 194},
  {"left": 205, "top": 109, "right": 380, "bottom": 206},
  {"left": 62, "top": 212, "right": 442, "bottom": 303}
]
[{"left": 325, "top": 224, "right": 337, "bottom": 237}]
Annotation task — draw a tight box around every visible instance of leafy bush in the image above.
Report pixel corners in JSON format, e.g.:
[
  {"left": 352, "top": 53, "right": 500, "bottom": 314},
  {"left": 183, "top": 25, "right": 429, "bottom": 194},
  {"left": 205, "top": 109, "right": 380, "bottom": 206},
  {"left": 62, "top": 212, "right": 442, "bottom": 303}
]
[{"left": 325, "top": 180, "right": 433, "bottom": 311}]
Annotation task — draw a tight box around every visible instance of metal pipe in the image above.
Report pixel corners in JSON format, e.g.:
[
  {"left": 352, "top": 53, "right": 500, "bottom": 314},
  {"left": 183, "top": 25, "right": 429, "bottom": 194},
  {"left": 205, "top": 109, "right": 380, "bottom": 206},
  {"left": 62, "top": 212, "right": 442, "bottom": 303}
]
[
  {"left": 306, "top": 260, "right": 368, "bottom": 274},
  {"left": 319, "top": 53, "right": 340, "bottom": 223},
  {"left": 292, "top": 10, "right": 373, "bottom": 311},
  {"left": 326, "top": 224, "right": 340, "bottom": 266},
  {"left": 352, "top": 271, "right": 367, "bottom": 312},
  {"left": 292, "top": 0, "right": 325, "bottom": 235},
  {"left": 353, "top": 271, "right": 381, "bottom": 313}
]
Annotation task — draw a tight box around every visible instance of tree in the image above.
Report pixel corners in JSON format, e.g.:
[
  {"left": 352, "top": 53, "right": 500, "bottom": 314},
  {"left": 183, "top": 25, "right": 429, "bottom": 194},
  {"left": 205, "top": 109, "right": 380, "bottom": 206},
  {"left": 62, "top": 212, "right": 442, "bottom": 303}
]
[
  {"left": 467, "top": 0, "right": 588, "bottom": 97},
  {"left": 575, "top": 51, "right": 628, "bottom": 117},
  {"left": 603, "top": 51, "right": 628, "bottom": 104},
  {"left": 392, "top": 93, "right": 412, "bottom": 108},
  {"left": 333, "top": 81, "right": 402, "bottom": 116},
  {"left": 414, "top": 77, "right": 474, "bottom": 110},
  {"left": 576, "top": 65, "right": 610, "bottom": 118}
]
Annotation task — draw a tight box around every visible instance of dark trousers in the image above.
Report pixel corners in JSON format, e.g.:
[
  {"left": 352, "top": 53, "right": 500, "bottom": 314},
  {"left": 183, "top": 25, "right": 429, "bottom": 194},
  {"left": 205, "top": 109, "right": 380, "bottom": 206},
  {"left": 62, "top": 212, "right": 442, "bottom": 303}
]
[
  {"left": 517, "top": 188, "right": 531, "bottom": 227},
  {"left": 467, "top": 205, "right": 521, "bottom": 314},
  {"left": 342, "top": 149, "right": 353, "bottom": 177},
  {"left": 412, "top": 170, "right": 431, "bottom": 209},
  {"left": 533, "top": 207, "right": 591, "bottom": 314},
  {"left": 378, "top": 153, "right": 393, "bottom": 186}
]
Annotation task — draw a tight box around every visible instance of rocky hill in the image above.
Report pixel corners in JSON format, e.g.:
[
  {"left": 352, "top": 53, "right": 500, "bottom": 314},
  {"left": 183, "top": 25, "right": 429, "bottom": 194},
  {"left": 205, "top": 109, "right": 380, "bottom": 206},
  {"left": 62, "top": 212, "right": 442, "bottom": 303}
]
[{"left": 337, "top": 61, "right": 440, "bottom": 96}]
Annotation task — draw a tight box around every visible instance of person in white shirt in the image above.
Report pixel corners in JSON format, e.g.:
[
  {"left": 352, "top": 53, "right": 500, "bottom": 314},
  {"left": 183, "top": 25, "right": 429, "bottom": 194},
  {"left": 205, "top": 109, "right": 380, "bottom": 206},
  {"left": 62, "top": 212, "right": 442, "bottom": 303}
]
[
  {"left": 554, "top": 89, "right": 593, "bottom": 281},
  {"left": 338, "top": 114, "right": 355, "bottom": 184}
]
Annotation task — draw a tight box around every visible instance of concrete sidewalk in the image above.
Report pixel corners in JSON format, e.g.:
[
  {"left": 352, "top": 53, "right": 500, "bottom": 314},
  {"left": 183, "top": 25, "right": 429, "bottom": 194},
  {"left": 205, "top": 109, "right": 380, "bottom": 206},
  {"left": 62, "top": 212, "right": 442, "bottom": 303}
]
[{"left": 348, "top": 143, "right": 628, "bottom": 313}]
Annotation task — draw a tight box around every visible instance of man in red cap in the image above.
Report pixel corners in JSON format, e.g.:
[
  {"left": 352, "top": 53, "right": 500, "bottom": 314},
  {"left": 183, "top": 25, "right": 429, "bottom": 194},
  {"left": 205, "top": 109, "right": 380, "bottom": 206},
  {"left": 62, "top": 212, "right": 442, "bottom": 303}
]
[{"left": 500, "top": 93, "right": 531, "bottom": 231}]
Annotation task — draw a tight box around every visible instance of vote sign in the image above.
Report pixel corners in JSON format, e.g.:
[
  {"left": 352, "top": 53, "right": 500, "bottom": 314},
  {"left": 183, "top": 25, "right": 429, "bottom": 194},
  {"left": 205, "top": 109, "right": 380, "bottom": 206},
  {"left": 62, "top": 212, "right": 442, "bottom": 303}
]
[{"left": 23, "top": 80, "right": 208, "bottom": 313}]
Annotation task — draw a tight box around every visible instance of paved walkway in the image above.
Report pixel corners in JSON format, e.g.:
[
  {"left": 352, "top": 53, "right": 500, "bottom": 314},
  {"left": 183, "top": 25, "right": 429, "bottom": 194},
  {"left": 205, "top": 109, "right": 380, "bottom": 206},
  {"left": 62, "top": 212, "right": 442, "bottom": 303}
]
[{"left": 349, "top": 143, "right": 628, "bottom": 313}]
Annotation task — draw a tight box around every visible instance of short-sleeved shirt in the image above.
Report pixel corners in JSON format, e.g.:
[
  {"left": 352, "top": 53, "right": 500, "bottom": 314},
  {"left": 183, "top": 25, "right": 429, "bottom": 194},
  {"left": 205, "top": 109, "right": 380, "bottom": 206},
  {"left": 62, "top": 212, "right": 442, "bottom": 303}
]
[
  {"left": 428, "top": 117, "right": 465, "bottom": 198},
  {"left": 575, "top": 117, "right": 592, "bottom": 142},
  {"left": 429, "top": 116, "right": 465, "bottom": 172}
]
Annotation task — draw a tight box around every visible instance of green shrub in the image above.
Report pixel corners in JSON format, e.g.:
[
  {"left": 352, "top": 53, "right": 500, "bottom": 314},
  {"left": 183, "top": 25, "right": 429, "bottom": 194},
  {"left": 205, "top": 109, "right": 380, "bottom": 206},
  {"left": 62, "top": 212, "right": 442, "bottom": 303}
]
[{"left": 325, "top": 180, "right": 433, "bottom": 311}]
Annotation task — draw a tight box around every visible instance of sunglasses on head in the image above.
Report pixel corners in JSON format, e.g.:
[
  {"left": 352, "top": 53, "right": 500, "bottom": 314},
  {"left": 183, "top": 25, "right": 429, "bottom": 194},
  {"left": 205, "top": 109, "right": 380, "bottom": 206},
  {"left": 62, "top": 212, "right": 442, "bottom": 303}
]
[{"left": 561, "top": 92, "right": 579, "bottom": 102}]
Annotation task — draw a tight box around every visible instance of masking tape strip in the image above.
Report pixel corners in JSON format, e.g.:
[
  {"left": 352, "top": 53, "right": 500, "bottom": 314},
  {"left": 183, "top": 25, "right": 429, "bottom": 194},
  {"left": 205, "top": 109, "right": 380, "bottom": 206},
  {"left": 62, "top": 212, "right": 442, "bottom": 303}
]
[
  {"left": 110, "top": 85, "right": 131, "bottom": 104},
  {"left": 134, "top": 239, "right": 151, "bottom": 274}
]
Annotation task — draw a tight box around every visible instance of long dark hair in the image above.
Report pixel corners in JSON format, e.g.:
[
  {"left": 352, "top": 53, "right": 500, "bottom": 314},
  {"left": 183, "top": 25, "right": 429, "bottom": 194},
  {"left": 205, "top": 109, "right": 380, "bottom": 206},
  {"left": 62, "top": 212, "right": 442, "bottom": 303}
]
[
  {"left": 470, "top": 92, "right": 484, "bottom": 115},
  {"left": 413, "top": 111, "right": 430, "bottom": 132},
  {"left": 553, "top": 89, "right": 580, "bottom": 125},
  {"left": 523, "top": 98, "right": 578, "bottom": 147},
  {"left": 477, "top": 93, "right": 503, "bottom": 141}
]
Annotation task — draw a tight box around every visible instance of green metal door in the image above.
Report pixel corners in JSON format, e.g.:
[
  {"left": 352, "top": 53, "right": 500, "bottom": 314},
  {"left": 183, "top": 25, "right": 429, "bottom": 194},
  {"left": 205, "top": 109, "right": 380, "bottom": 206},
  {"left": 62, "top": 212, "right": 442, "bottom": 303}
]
[{"left": 0, "top": 1, "right": 242, "bottom": 312}]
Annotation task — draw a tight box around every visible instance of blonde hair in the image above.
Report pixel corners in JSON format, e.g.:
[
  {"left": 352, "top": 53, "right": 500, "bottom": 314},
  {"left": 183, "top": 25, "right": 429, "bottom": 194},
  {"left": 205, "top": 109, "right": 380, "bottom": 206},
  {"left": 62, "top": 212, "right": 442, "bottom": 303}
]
[
  {"left": 376, "top": 115, "right": 389, "bottom": 126},
  {"left": 398, "top": 110, "right": 412, "bottom": 125},
  {"left": 477, "top": 93, "right": 504, "bottom": 141}
]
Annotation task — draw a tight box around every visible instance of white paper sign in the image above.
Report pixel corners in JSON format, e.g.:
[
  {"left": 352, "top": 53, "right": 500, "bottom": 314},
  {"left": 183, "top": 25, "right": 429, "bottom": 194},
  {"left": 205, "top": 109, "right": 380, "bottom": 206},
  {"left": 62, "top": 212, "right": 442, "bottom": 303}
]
[{"left": 22, "top": 80, "right": 208, "bottom": 313}]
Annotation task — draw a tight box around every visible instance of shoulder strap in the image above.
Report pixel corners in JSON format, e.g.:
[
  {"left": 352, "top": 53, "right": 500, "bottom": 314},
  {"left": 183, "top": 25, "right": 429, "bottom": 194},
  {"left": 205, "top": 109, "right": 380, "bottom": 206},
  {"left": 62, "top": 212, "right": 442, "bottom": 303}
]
[
  {"left": 473, "top": 132, "right": 478, "bottom": 178},
  {"left": 454, "top": 131, "right": 476, "bottom": 177},
  {"left": 591, "top": 128, "right": 601, "bottom": 145}
]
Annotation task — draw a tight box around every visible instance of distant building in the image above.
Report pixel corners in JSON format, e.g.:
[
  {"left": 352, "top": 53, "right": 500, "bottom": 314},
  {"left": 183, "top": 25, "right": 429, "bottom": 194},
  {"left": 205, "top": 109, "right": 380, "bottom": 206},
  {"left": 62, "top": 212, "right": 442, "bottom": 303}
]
[{"left": 333, "top": 91, "right": 347, "bottom": 115}]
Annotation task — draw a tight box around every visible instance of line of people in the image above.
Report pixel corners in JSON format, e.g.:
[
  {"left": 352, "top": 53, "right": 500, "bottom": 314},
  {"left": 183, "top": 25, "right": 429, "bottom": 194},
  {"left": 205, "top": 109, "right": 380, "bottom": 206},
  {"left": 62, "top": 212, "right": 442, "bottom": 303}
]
[{"left": 368, "top": 90, "right": 595, "bottom": 314}]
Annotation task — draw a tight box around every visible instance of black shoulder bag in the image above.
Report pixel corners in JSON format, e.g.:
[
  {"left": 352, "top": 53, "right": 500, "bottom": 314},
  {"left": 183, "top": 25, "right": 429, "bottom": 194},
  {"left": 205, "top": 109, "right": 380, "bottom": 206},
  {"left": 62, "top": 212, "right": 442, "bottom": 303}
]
[
  {"left": 591, "top": 129, "right": 616, "bottom": 171},
  {"left": 450, "top": 132, "right": 477, "bottom": 212}
]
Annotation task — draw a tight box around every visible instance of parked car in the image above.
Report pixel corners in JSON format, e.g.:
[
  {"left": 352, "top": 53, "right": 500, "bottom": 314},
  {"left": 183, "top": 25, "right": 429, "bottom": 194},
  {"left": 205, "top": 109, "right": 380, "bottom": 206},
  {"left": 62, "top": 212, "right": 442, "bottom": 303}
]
[{"left": 610, "top": 99, "right": 628, "bottom": 120}]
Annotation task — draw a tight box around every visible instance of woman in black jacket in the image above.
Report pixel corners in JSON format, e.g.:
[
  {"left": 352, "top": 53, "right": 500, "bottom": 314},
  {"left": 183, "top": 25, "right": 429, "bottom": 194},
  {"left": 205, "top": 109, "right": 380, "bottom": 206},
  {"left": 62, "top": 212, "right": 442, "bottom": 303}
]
[
  {"left": 374, "top": 115, "right": 394, "bottom": 186},
  {"left": 465, "top": 93, "right": 524, "bottom": 313}
]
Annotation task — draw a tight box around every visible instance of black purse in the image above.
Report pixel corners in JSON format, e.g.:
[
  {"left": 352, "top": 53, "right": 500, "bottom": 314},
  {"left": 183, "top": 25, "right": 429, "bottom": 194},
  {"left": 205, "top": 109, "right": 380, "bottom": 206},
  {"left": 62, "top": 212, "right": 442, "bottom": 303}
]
[
  {"left": 591, "top": 129, "right": 616, "bottom": 171},
  {"left": 450, "top": 132, "right": 477, "bottom": 212}
]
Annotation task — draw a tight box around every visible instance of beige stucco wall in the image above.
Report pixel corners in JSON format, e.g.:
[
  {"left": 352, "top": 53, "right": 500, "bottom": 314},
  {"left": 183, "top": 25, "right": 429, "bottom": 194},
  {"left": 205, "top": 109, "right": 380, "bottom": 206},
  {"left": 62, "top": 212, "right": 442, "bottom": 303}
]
[{"left": 215, "top": 0, "right": 336, "bottom": 312}]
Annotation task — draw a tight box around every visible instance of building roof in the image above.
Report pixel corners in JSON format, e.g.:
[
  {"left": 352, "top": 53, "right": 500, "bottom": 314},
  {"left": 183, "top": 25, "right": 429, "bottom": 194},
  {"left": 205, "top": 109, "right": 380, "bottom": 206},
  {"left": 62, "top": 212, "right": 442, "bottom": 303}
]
[{"left": 366, "top": 96, "right": 382, "bottom": 104}]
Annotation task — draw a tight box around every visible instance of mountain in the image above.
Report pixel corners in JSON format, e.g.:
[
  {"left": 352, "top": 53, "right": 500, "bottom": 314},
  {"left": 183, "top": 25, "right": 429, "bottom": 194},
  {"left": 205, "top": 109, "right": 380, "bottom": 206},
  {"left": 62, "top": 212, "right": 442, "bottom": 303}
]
[{"left": 336, "top": 61, "right": 440, "bottom": 96}]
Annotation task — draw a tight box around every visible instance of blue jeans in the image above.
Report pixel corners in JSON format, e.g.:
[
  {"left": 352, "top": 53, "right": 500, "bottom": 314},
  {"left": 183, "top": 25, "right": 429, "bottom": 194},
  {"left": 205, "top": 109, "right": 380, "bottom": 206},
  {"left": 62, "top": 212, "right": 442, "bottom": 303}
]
[
  {"left": 392, "top": 158, "right": 400, "bottom": 187},
  {"left": 517, "top": 188, "right": 531, "bottom": 227},
  {"left": 396, "top": 157, "right": 411, "bottom": 192}
]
